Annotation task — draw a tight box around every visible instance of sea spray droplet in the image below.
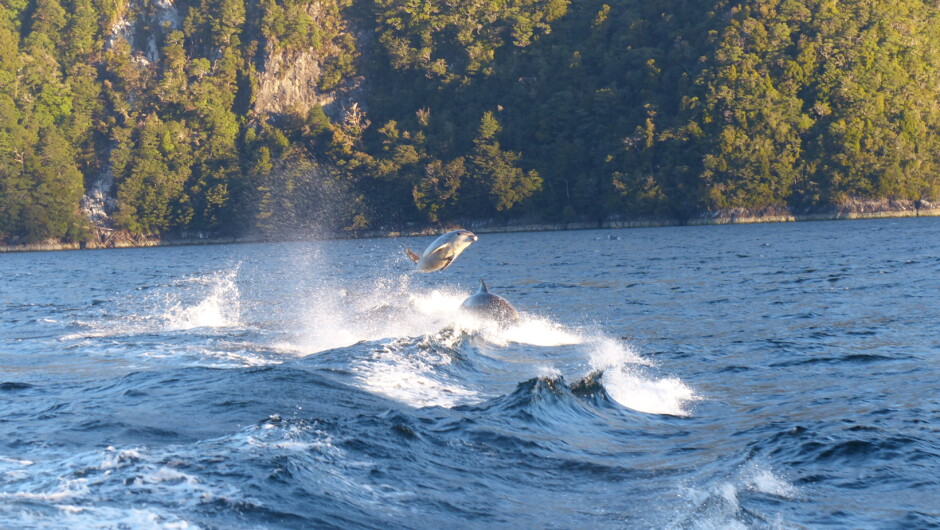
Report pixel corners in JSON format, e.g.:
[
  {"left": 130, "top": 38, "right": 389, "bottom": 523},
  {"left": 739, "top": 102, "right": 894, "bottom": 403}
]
[{"left": 164, "top": 269, "right": 241, "bottom": 330}]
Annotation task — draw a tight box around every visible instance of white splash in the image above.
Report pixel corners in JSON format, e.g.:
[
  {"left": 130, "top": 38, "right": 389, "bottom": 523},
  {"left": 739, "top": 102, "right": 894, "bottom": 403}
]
[
  {"left": 277, "top": 275, "right": 701, "bottom": 413},
  {"left": 668, "top": 463, "right": 797, "bottom": 529},
  {"left": 164, "top": 270, "right": 241, "bottom": 330},
  {"left": 282, "top": 279, "right": 595, "bottom": 408},
  {"left": 742, "top": 462, "right": 799, "bottom": 499},
  {"left": 481, "top": 315, "right": 583, "bottom": 347},
  {"left": 354, "top": 336, "right": 480, "bottom": 409},
  {"left": 671, "top": 482, "right": 747, "bottom": 530},
  {"left": 588, "top": 338, "right": 698, "bottom": 416},
  {"left": 247, "top": 416, "right": 339, "bottom": 454},
  {"left": 287, "top": 278, "right": 584, "bottom": 356},
  {"left": 718, "top": 482, "right": 740, "bottom": 511},
  {"left": 63, "top": 268, "right": 243, "bottom": 344},
  {"left": 284, "top": 275, "right": 464, "bottom": 354},
  {"left": 536, "top": 364, "right": 562, "bottom": 378}
]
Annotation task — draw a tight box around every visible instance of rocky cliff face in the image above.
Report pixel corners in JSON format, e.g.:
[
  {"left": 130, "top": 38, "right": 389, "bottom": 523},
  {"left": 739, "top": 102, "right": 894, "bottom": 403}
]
[
  {"left": 253, "top": 3, "right": 363, "bottom": 120},
  {"left": 81, "top": 0, "right": 364, "bottom": 235},
  {"left": 255, "top": 45, "right": 329, "bottom": 116},
  {"left": 102, "top": 0, "right": 362, "bottom": 118},
  {"left": 85, "top": 0, "right": 186, "bottom": 236},
  {"left": 106, "top": 0, "right": 183, "bottom": 62}
]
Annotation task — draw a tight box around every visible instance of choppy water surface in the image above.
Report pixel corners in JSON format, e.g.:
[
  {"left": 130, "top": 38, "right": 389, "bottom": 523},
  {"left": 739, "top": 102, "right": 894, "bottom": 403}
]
[{"left": 2, "top": 219, "right": 939, "bottom": 528}]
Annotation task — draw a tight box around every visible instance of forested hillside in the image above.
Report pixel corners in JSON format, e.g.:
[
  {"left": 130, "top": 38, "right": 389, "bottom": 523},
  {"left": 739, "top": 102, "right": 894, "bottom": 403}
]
[{"left": 2, "top": 0, "right": 940, "bottom": 245}]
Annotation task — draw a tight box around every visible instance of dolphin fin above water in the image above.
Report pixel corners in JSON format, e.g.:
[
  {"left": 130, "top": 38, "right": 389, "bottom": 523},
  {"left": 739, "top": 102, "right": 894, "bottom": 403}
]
[
  {"left": 460, "top": 279, "right": 519, "bottom": 324},
  {"left": 405, "top": 248, "right": 421, "bottom": 263}
]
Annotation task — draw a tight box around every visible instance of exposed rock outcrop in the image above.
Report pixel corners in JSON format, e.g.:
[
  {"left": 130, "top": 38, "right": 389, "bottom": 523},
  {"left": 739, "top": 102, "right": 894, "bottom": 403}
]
[{"left": 253, "top": 3, "right": 364, "bottom": 121}]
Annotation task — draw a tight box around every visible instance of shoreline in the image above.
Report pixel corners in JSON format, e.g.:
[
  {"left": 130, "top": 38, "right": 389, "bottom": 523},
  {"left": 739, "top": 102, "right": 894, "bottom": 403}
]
[{"left": 3, "top": 203, "right": 940, "bottom": 253}]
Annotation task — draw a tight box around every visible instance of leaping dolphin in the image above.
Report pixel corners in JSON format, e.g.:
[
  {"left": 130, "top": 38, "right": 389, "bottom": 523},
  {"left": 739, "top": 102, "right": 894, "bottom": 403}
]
[
  {"left": 406, "top": 229, "right": 478, "bottom": 272},
  {"left": 460, "top": 279, "right": 519, "bottom": 324}
]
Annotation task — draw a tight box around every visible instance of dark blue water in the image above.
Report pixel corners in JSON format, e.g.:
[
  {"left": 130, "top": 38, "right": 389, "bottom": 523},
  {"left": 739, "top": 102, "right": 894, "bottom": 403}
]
[{"left": 2, "top": 218, "right": 939, "bottom": 528}]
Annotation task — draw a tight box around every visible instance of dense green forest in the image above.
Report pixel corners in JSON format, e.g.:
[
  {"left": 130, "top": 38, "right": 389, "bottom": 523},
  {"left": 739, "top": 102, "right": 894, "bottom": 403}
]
[{"left": 2, "top": 0, "right": 940, "bottom": 244}]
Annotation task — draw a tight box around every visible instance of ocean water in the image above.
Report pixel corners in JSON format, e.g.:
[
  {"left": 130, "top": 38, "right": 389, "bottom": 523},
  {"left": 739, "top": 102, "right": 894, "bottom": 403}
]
[{"left": 1, "top": 218, "right": 939, "bottom": 528}]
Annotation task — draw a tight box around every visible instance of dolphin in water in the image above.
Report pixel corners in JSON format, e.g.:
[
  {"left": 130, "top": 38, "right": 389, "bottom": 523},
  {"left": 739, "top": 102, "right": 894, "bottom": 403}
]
[
  {"left": 406, "top": 229, "right": 478, "bottom": 272},
  {"left": 460, "top": 280, "right": 519, "bottom": 324}
]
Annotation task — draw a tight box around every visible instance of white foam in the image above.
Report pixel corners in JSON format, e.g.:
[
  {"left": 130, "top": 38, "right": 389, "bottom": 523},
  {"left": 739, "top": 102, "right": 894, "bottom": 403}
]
[
  {"left": 718, "top": 482, "right": 740, "bottom": 511},
  {"left": 0, "top": 412, "right": 381, "bottom": 528},
  {"left": 284, "top": 276, "right": 462, "bottom": 354},
  {"left": 281, "top": 281, "right": 560, "bottom": 410},
  {"left": 163, "top": 269, "right": 241, "bottom": 330},
  {"left": 668, "top": 464, "right": 796, "bottom": 529},
  {"left": 282, "top": 282, "right": 483, "bottom": 407},
  {"left": 62, "top": 265, "right": 700, "bottom": 414},
  {"left": 588, "top": 337, "right": 651, "bottom": 368},
  {"left": 0, "top": 457, "right": 34, "bottom": 466},
  {"left": 0, "top": 479, "right": 91, "bottom": 503},
  {"left": 288, "top": 280, "right": 583, "bottom": 356},
  {"left": 409, "top": 285, "right": 465, "bottom": 319},
  {"left": 670, "top": 482, "right": 747, "bottom": 530},
  {"left": 50, "top": 506, "right": 197, "bottom": 529},
  {"left": 0, "top": 425, "right": 285, "bottom": 527},
  {"left": 742, "top": 463, "right": 799, "bottom": 499},
  {"left": 56, "top": 267, "right": 282, "bottom": 369},
  {"left": 536, "top": 365, "right": 562, "bottom": 378},
  {"left": 280, "top": 276, "right": 700, "bottom": 413},
  {"left": 603, "top": 368, "right": 697, "bottom": 416},
  {"left": 0, "top": 457, "right": 34, "bottom": 481},
  {"left": 62, "top": 268, "right": 242, "bottom": 342},
  {"left": 100, "top": 447, "right": 142, "bottom": 469},
  {"left": 137, "top": 467, "right": 200, "bottom": 486},
  {"left": 485, "top": 315, "right": 583, "bottom": 347},
  {"left": 588, "top": 339, "right": 698, "bottom": 416},
  {"left": 354, "top": 337, "right": 480, "bottom": 408},
  {"left": 246, "top": 418, "right": 339, "bottom": 454}
]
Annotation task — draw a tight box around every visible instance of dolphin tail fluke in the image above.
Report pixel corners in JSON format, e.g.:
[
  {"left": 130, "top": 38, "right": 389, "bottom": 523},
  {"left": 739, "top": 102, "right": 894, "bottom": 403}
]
[{"left": 406, "top": 248, "right": 420, "bottom": 263}]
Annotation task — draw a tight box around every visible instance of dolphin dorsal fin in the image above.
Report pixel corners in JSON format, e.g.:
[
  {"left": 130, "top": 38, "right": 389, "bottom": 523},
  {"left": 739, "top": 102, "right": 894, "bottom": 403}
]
[{"left": 478, "top": 279, "right": 488, "bottom": 293}]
